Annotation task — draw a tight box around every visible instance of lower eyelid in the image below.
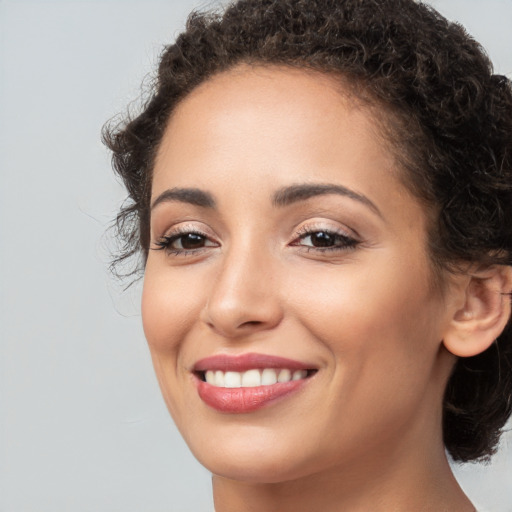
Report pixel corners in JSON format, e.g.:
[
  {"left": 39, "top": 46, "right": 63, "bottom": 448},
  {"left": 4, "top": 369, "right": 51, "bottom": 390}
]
[{"left": 295, "top": 239, "right": 358, "bottom": 249}]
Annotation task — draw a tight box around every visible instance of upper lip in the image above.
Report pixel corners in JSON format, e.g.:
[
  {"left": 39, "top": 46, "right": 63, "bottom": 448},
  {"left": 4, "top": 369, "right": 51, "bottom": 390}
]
[{"left": 193, "top": 352, "right": 316, "bottom": 372}]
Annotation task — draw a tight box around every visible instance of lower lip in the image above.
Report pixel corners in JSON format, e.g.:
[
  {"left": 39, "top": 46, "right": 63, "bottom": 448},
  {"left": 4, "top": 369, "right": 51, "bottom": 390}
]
[{"left": 196, "top": 378, "right": 307, "bottom": 413}]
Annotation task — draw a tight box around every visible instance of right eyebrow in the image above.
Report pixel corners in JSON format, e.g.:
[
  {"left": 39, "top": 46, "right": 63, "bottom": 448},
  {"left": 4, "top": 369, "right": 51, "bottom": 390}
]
[
  {"left": 150, "top": 187, "right": 216, "bottom": 210},
  {"left": 272, "top": 183, "right": 383, "bottom": 219}
]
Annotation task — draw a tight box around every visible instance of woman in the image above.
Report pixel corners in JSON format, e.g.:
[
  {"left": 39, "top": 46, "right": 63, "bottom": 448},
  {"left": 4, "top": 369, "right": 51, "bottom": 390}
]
[{"left": 103, "top": 0, "right": 512, "bottom": 510}]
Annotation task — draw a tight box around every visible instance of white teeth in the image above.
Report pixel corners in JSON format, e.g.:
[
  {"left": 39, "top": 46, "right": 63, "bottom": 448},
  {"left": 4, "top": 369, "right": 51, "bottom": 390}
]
[
  {"left": 261, "top": 368, "right": 278, "bottom": 385},
  {"left": 214, "top": 370, "right": 225, "bottom": 387},
  {"left": 203, "top": 368, "right": 310, "bottom": 388},
  {"left": 241, "top": 369, "right": 261, "bottom": 387},
  {"left": 293, "top": 370, "right": 307, "bottom": 380},
  {"left": 224, "top": 371, "right": 242, "bottom": 388},
  {"left": 277, "top": 369, "right": 291, "bottom": 382}
]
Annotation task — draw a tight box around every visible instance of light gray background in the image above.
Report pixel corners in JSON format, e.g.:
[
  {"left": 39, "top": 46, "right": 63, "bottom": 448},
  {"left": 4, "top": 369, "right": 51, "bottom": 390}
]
[{"left": 1, "top": 1, "right": 511, "bottom": 511}]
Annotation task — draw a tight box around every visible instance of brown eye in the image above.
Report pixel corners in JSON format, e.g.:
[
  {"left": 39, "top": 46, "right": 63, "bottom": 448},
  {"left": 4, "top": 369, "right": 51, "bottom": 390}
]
[
  {"left": 308, "top": 232, "right": 336, "bottom": 247},
  {"left": 174, "top": 233, "right": 208, "bottom": 250},
  {"left": 153, "top": 231, "right": 218, "bottom": 253},
  {"left": 296, "top": 230, "right": 357, "bottom": 250}
]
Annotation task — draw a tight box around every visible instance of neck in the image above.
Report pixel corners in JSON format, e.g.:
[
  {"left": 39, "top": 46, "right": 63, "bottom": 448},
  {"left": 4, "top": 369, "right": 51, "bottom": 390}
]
[{"left": 212, "top": 423, "right": 474, "bottom": 512}]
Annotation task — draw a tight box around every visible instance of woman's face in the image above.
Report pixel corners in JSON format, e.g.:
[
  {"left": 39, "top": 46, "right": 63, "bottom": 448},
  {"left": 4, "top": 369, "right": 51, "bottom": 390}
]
[{"left": 142, "top": 66, "right": 457, "bottom": 483}]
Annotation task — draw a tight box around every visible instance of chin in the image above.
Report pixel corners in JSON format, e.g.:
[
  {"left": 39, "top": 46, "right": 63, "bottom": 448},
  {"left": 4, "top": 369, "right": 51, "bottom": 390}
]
[
  {"left": 185, "top": 429, "right": 320, "bottom": 484},
  {"left": 203, "top": 457, "right": 313, "bottom": 484}
]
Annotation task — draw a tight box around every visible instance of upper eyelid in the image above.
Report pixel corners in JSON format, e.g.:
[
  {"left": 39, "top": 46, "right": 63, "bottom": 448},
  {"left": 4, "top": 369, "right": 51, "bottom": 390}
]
[
  {"left": 156, "top": 221, "right": 217, "bottom": 238},
  {"left": 295, "top": 224, "right": 349, "bottom": 235},
  {"left": 293, "top": 220, "right": 358, "bottom": 239}
]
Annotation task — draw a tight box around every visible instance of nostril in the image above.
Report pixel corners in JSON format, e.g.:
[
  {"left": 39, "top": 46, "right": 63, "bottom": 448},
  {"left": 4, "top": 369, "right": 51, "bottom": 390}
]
[{"left": 241, "top": 320, "right": 263, "bottom": 327}]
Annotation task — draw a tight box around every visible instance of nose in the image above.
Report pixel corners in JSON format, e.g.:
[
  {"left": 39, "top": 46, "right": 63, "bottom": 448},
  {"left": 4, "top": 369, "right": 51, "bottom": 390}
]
[{"left": 200, "top": 244, "right": 284, "bottom": 338}]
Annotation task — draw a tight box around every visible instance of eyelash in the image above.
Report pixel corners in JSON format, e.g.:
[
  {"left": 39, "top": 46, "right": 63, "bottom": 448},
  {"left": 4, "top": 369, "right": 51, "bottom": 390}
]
[
  {"left": 152, "top": 226, "right": 359, "bottom": 256},
  {"left": 153, "top": 227, "right": 217, "bottom": 256},
  {"left": 291, "top": 226, "right": 359, "bottom": 253}
]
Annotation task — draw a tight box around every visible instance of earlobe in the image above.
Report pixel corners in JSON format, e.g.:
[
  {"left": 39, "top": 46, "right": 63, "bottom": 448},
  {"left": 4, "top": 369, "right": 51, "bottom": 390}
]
[{"left": 443, "top": 265, "right": 512, "bottom": 358}]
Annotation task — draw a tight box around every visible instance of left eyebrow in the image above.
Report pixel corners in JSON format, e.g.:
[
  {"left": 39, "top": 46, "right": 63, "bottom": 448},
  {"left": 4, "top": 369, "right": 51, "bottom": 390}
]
[
  {"left": 272, "top": 183, "right": 382, "bottom": 219},
  {"left": 150, "top": 187, "right": 216, "bottom": 210}
]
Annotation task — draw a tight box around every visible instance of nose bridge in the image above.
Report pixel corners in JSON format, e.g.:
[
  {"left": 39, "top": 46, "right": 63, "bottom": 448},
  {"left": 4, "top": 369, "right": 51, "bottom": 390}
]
[{"left": 202, "top": 234, "right": 282, "bottom": 337}]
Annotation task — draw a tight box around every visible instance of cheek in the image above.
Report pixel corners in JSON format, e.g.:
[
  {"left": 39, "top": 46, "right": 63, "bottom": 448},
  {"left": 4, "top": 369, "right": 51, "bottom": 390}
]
[
  {"left": 286, "top": 251, "right": 444, "bottom": 382},
  {"left": 141, "top": 264, "right": 203, "bottom": 354},
  {"left": 281, "top": 259, "right": 446, "bottom": 454},
  {"left": 141, "top": 264, "right": 208, "bottom": 421}
]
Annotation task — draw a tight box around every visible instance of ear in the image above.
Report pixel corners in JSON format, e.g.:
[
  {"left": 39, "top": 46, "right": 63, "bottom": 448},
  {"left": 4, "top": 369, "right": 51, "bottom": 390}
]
[{"left": 443, "top": 265, "right": 512, "bottom": 357}]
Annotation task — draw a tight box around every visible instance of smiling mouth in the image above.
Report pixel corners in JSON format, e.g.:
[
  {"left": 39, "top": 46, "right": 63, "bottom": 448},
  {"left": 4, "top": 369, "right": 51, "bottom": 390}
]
[
  {"left": 197, "top": 368, "right": 317, "bottom": 388},
  {"left": 193, "top": 353, "right": 318, "bottom": 412}
]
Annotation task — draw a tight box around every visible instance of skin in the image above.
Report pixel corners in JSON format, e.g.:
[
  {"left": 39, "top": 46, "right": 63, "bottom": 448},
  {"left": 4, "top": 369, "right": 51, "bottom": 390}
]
[{"left": 142, "top": 65, "right": 478, "bottom": 511}]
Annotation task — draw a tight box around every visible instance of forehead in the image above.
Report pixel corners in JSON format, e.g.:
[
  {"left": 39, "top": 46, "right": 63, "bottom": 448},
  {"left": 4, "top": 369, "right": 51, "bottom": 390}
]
[{"left": 153, "top": 65, "right": 397, "bottom": 195}]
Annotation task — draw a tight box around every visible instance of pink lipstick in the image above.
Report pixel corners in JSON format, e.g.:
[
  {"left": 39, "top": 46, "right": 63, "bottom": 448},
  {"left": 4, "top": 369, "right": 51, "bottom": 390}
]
[{"left": 193, "top": 353, "right": 316, "bottom": 413}]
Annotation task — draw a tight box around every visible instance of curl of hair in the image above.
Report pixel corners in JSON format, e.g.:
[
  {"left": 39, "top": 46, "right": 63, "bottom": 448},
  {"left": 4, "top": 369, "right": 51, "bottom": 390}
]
[{"left": 102, "top": 0, "right": 512, "bottom": 461}]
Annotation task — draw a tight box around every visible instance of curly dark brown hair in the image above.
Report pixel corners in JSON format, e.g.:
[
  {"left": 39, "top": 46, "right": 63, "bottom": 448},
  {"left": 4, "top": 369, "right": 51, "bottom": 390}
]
[{"left": 103, "top": 0, "right": 512, "bottom": 462}]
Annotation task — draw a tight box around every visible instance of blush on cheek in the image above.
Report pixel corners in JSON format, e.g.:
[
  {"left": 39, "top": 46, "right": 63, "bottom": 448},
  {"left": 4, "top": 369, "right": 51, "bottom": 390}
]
[
  {"left": 142, "top": 279, "right": 177, "bottom": 352},
  {"left": 142, "top": 269, "right": 206, "bottom": 359}
]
